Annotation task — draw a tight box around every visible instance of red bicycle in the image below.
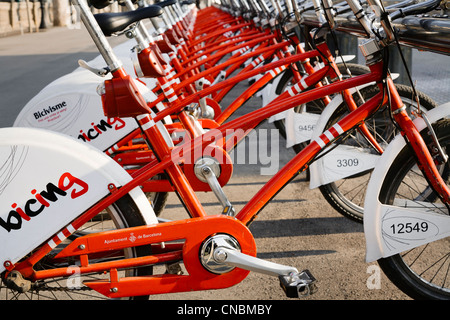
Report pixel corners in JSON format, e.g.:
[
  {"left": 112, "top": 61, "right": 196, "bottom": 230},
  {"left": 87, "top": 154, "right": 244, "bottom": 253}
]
[{"left": 1, "top": 0, "right": 447, "bottom": 300}]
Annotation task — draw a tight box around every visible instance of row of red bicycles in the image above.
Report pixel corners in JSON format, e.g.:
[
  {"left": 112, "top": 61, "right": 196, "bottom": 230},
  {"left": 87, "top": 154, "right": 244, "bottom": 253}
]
[{"left": 1, "top": 0, "right": 449, "bottom": 300}]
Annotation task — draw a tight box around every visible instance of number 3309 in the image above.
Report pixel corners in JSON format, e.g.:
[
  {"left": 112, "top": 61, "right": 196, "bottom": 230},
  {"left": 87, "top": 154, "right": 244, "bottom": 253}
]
[{"left": 336, "top": 158, "right": 359, "bottom": 167}]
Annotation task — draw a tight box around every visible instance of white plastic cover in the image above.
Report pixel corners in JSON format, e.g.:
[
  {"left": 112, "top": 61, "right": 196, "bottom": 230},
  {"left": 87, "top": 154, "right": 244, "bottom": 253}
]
[{"left": 0, "top": 127, "right": 157, "bottom": 273}]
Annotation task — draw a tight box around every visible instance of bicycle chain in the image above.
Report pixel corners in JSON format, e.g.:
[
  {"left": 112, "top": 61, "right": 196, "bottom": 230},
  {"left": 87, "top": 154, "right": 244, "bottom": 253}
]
[
  {"left": 34, "top": 284, "right": 91, "bottom": 292},
  {"left": 2, "top": 278, "right": 91, "bottom": 294}
]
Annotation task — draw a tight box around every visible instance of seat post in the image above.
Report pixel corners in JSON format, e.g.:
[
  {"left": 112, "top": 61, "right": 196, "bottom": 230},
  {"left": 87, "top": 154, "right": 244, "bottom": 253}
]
[
  {"left": 72, "top": 0, "right": 123, "bottom": 72},
  {"left": 122, "top": 0, "right": 152, "bottom": 49}
]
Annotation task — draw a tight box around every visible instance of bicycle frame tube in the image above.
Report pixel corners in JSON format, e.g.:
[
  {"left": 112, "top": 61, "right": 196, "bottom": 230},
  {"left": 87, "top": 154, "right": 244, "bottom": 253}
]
[
  {"left": 152, "top": 48, "right": 319, "bottom": 122},
  {"left": 208, "top": 32, "right": 300, "bottom": 101},
  {"left": 119, "top": 36, "right": 383, "bottom": 186},
  {"left": 189, "top": 27, "right": 269, "bottom": 63},
  {"left": 175, "top": 34, "right": 280, "bottom": 82},
  {"left": 92, "top": 60, "right": 381, "bottom": 218},
  {"left": 181, "top": 29, "right": 267, "bottom": 67},
  {"left": 152, "top": 41, "right": 342, "bottom": 129},
  {"left": 188, "top": 22, "right": 253, "bottom": 49},
  {"left": 105, "top": 1, "right": 449, "bottom": 217},
  {"left": 143, "top": 40, "right": 291, "bottom": 114},
  {"left": 183, "top": 32, "right": 276, "bottom": 79},
  {"left": 100, "top": 29, "right": 336, "bottom": 174}
]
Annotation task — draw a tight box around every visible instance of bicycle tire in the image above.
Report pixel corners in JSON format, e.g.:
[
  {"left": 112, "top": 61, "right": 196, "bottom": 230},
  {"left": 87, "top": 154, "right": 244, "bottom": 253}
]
[
  {"left": 149, "top": 190, "right": 169, "bottom": 216},
  {"left": 0, "top": 194, "right": 153, "bottom": 300},
  {"left": 146, "top": 173, "right": 169, "bottom": 216},
  {"left": 318, "top": 84, "right": 437, "bottom": 222},
  {"left": 377, "top": 118, "right": 450, "bottom": 299}
]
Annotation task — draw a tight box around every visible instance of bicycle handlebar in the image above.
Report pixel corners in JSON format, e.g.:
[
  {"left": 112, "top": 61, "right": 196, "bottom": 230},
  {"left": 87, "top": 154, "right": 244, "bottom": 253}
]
[
  {"left": 389, "top": 0, "right": 442, "bottom": 20},
  {"left": 339, "top": 0, "right": 444, "bottom": 43},
  {"left": 216, "top": 0, "right": 446, "bottom": 50}
]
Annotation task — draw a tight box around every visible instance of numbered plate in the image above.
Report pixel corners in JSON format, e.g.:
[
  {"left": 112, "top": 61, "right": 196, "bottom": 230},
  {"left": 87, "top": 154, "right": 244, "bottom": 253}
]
[
  {"left": 285, "top": 111, "right": 320, "bottom": 148},
  {"left": 310, "top": 144, "right": 380, "bottom": 188},
  {"left": 379, "top": 201, "right": 450, "bottom": 257}
]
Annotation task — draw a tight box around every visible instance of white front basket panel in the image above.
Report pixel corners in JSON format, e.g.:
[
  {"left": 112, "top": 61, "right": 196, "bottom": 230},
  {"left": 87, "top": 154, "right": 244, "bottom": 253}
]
[
  {"left": 14, "top": 70, "right": 138, "bottom": 152},
  {"left": 0, "top": 128, "right": 156, "bottom": 273}
]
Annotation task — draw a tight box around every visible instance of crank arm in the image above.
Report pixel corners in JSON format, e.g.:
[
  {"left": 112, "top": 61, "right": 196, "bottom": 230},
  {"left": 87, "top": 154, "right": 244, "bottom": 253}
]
[
  {"left": 208, "top": 238, "right": 318, "bottom": 298},
  {"left": 199, "top": 165, "right": 236, "bottom": 216},
  {"left": 215, "top": 246, "right": 298, "bottom": 276}
]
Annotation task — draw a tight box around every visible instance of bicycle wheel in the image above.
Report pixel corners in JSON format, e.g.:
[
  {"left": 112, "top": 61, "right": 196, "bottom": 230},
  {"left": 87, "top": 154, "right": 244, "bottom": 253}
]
[
  {"left": 273, "top": 63, "right": 371, "bottom": 139},
  {"left": 318, "top": 84, "right": 437, "bottom": 222},
  {"left": 0, "top": 194, "right": 153, "bottom": 300},
  {"left": 377, "top": 119, "right": 450, "bottom": 299},
  {"left": 146, "top": 173, "right": 169, "bottom": 216}
]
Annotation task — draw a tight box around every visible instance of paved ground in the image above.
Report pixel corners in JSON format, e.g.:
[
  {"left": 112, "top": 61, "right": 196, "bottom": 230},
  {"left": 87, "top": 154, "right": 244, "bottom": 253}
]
[{"left": 0, "top": 23, "right": 448, "bottom": 302}]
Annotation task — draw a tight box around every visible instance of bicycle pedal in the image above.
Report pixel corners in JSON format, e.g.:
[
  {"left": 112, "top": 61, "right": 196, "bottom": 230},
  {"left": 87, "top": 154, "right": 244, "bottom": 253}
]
[
  {"left": 279, "top": 269, "right": 318, "bottom": 298},
  {"left": 166, "top": 262, "right": 184, "bottom": 275}
]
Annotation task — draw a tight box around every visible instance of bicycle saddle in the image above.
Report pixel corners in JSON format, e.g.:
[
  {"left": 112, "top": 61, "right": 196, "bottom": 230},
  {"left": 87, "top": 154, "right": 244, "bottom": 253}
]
[
  {"left": 89, "top": 0, "right": 114, "bottom": 9},
  {"left": 94, "top": 5, "right": 163, "bottom": 36},
  {"left": 155, "top": 0, "right": 177, "bottom": 8}
]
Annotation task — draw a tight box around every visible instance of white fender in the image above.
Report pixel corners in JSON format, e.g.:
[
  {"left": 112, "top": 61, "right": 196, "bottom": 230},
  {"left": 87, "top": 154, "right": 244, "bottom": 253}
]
[
  {"left": 14, "top": 68, "right": 171, "bottom": 152},
  {"left": 364, "top": 103, "right": 450, "bottom": 262},
  {"left": 284, "top": 109, "right": 320, "bottom": 148},
  {"left": 335, "top": 55, "right": 355, "bottom": 64},
  {"left": 308, "top": 83, "right": 376, "bottom": 189},
  {"left": 0, "top": 127, "right": 158, "bottom": 274}
]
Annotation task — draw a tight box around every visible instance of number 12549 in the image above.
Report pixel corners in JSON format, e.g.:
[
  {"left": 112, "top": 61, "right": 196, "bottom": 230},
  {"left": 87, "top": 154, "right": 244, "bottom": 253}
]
[{"left": 390, "top": 222, "right": 429, "bottom": 234}]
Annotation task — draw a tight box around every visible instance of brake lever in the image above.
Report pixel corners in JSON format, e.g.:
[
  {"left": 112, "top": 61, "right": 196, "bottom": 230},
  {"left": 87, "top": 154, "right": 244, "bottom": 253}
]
[{"left": 78, "top": 59, "right": 110, "bottom": 77}]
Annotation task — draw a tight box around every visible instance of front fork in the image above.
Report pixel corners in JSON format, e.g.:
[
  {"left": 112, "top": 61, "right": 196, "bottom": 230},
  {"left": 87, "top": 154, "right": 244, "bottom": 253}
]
[
  {"left": 360, "top": 35, "right": 449, "bottom": 205},
  {"left": 387, "top": 77, "right": 450, "bottom": 205}
]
